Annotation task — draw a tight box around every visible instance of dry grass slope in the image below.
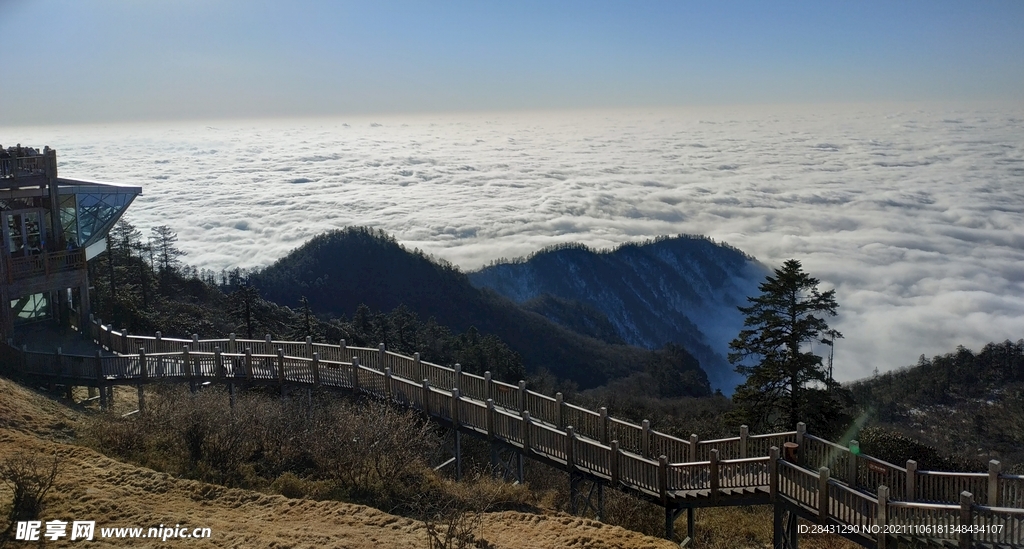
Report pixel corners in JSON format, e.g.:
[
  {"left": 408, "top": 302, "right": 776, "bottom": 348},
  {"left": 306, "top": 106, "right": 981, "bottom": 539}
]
[{"left": 0, "top": 378, "right": 678, "bottom": 548}]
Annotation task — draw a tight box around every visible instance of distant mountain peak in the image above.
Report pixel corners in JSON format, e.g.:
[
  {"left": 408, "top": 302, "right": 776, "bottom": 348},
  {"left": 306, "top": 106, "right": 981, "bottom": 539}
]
[{"left": 469, "top": 234, "right": 768, "bottom": 393}]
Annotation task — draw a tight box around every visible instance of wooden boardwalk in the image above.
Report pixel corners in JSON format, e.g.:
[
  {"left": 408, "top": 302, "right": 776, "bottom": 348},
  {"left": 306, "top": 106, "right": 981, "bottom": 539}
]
[{"left": 2, "top": 319, "right": 1022, "bottom": 548}]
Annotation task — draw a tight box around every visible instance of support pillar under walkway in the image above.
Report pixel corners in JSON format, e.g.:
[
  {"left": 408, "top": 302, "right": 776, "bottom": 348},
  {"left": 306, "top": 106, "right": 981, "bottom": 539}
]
[
  {"left": 773, "top": 503, "right": 798, "bottom": 549},
  {"left": 434, "top": 429, "right": 463, "bottom": 481},
  {"left": 664, "top": 506, "right": 697, "bottom": 546},
  {"left": 569, "top": 472, "right": 605, "bottom": 521},
  {"left": 490, "top": 441, "right": 523, "bottom": 484}
]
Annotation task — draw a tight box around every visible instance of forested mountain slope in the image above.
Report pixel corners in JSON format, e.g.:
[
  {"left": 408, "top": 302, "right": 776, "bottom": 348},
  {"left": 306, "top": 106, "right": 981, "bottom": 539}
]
[
  {"left": 850, "top": 340, "right": 1024, "bottom": 470},
  {"left": 248, "top": 228, "right": 710, "bottom": 394},
  {"left": 469, "top": 236, "right": 768, "bottom": 391}
]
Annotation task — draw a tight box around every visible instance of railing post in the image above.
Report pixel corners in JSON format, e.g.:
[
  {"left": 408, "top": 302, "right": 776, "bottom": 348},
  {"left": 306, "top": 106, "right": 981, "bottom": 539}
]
[
  {"left": 610, "top": 440, "right": 620, "bottom": 486},
  {"left": 215, "top": 346, "right": 224, "bottom": 380},
  {"left": 642, "top": 419, "right": 651, "bottom": 458},
  {"left": 121, "top": 328, "right": 129, "bottom": 354},
  {"left": 988, "top": 460, "right": 1001, "bottom": 506},
  {"left": 339, "top": 339, "right": 347, "bottom": 362},
  {"left": 906, "top": 460, "right": 917, "bottom": 502},
  {"left": 769, "top": 446, "right": 779, "bottom": 502},
  {"left": 228, "top": 333, "right": 236, "bottom": 354},
  {"left": 451, "top": 388, "right": 461, "bottom": 428},
  {"left": 94, "top": 351, "right": 106, "bottom": 410},
  {"left": 710, "top": 448, "right": 720, "bottom": 502},
  {"left": 311, "top": 352, "right": 320, "bottom": 388},
  {"left": 276, "top": 349, "right": 285, "bottom": 384},
  {"left": 599, "top": 406, "right": 608, "bottom": 444},
  {"left": 413, "top": 351, "right": 421, "bottom": 381},
  {"left": 796, "top": 422, "right": 806, "bottom": 466},
  {"left": 555, "top": 392, "right": 564, "bottom": 429},
  {"left": 658, "top": 455, "right": 669, "bottom": 504},
  {"left": 192, "top": 333, "right": 199, "bottom": 349},
  {"left": 959, "top": 491, "right": 973, "bottom": 549},
  {"left": 565, "top": 426, "right": 576, "bottom": 472},
  {"left": 138, "top": 348, "right": 148, "bottom": 381},
  {"left": 517, "top": 380, "right": 526, "bottom": 413},
  {"left": 848, "top": 440, "right": 859, "bottom": 487},
  {"left": 876, "top": 485, "right": 888, "bottom": 549},
  {"left": 484, "top": 371, "right": 492, "bottom": 401},
  {"left": 739, "top": 424, "right": 749, "bottom": 458},
  {"left": 486, "top": 399, "right": 496, "bottom": 441},
  {"left": 384, "top": 367, "right": 393, "bottom": 397},
  {"left": 818, "top": 467, "right": 830, "bottom": 523},
  {"left": 378, "top": 343, "right": 385, "bottom": 369},
  {"left": 305, "top": 336, "right": 313, "bottom": 357},
  {"left": 522, "top": 410, "right": 532, "bottom": 453},
  {"left": 244, "top": 348, "right": 253, "bottom": 381},
  {"left": 689, "top": 434, "right": 698, "bottom": 462},
  {"left": 351, "top": 356, "right": 361, "bottom": 392},
  {"left": 422, "top": 378, "right": 431, "bottom": 416},
  {"left": 184, "top": 345, "right": 194, "bottom": 393},
  {"left": 453, "top": 363, "right": 462, "bottom": 386},
  {"left": 155, "top": 331, "right": 162, "bottom": 351}
]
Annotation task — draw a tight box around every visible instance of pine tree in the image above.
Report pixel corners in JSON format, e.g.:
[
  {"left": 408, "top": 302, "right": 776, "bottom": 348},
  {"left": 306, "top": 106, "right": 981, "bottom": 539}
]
[
  {"left": 288, "top": 295, "right": 322, "bottom": 341},
  {"left": 109, "top": 220, "right": 155, "bottom": 308},
  {"left": 729, "top": 259, "right": 845, "bottom": 432},
  {"left": 230, "top": 285, "right": 260, "bottom": 339},
  {"left": 150, "top": 225, "right": 186, "bottom": 277}
]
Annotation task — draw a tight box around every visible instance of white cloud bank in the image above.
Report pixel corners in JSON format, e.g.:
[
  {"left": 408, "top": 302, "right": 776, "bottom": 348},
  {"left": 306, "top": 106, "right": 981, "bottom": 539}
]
[{"left": 6, "top": 102, "right": 1023, "bottom": 382}]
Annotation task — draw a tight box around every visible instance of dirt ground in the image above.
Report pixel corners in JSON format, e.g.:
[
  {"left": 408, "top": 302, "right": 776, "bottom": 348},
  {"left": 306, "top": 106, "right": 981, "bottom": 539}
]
[{"left": 0, "top": 378, "right": 677, "bottom": 548}]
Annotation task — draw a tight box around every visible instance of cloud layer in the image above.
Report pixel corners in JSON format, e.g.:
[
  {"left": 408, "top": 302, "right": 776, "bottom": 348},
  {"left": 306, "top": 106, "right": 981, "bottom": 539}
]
[{"left": 7, "top": 102, "right": 1024, "bottom": 381}]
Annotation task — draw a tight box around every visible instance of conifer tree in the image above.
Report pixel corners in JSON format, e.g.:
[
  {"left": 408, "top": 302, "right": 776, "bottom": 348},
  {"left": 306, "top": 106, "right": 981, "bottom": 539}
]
[
  {"left": 150, "top": 225, "right": 186, "bottom": 277},
  {"left": 729, "top": 259, "right": 845, "bottom": 432},
  {"left": 230, "top": 285, "right": 260, "bottom": 339}
]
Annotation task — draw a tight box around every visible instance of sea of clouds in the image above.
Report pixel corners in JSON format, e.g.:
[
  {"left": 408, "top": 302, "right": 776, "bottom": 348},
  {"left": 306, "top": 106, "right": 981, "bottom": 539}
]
[{"left": 5, "top": 102, "right": 1023, "bottom": 382}]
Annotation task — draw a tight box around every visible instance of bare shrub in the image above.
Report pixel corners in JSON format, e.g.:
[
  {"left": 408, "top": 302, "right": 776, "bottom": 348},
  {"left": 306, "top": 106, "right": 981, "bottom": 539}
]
[
  {"left": 88, "top": 386, "right": 446, "bottom": 506},
  {"left": 0, "top": 451, "right": 61, "bottom": 538},
  {"left": 88, "top": 410, "right": 148, "bottom": 459},
  {"left": 413, "top": 474, "right": 519, "bottom": 549},
  {"left": 421, "top": 495, "right": 483, "bottom": 549},
  {"left": 307, "top": 398, "right": 441, "bottom": 502}
]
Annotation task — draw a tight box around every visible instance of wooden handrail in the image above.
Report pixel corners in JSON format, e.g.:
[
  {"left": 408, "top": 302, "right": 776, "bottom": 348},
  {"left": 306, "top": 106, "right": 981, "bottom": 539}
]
[
  {"left": 85, "top": 321, "right": 1022, "bottom": 491},
  {"left": 4, "top": 248, "right": 86, "bottom": 281}
]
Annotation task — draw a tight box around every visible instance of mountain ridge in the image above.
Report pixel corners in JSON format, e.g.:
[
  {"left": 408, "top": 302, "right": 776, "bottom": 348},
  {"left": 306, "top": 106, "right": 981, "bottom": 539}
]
[
  {"left": 469, "top": 235, "right": 769, "bottom": 392},
  {"left": 247, "top": 228, "right": 710, "bottom": 395}
]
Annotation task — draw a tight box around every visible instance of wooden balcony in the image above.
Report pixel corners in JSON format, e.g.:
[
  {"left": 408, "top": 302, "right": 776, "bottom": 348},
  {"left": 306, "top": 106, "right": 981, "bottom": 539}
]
[
  {"left": 4, "top": 249, "right": 85, "bottom": 282},
  {"left": 2, "top": 249, "right": 87, "bottom": 296},
  {"left": 0, "top": 152, "right": 52, "bottom": 185}
]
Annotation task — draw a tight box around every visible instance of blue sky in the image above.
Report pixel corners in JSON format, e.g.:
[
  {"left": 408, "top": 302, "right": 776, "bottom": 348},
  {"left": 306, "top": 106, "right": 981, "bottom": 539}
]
[{"left": 1, "top": 0, "right": 1022, "bottom": 124}]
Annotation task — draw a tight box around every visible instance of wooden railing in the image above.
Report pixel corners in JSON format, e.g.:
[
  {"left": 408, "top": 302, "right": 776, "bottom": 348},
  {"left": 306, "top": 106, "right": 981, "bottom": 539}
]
[
  {"left": 0, "top": 154, "right": 49, "bottom": 179},
  {"left": 3, "top": 249, "right": 86, "bottom": 283},
  {"left": 3, "top": 321, "right": 1022, "bottom": 548},
  {"left": 800, "top": 432, "right": 1024, "bottom": 510}
]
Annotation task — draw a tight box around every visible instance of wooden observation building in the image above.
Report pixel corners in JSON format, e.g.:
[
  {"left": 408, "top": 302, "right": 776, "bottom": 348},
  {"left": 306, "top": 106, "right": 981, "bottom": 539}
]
[{"left": 0, "top": 145, "right": 140, "bottom": 338}]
